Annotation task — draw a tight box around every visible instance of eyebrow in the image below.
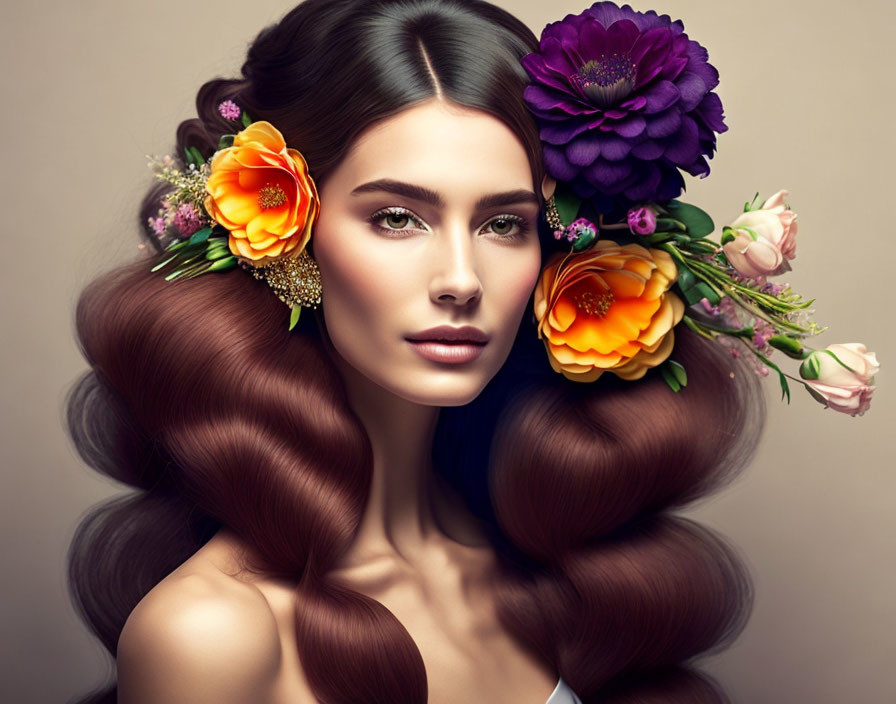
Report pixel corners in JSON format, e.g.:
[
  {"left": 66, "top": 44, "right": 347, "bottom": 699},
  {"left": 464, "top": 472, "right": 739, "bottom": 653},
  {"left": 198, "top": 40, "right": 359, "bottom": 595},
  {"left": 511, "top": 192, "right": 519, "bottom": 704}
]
[{"left": 350, "top": 178, "right": 540, "bottom": 212}]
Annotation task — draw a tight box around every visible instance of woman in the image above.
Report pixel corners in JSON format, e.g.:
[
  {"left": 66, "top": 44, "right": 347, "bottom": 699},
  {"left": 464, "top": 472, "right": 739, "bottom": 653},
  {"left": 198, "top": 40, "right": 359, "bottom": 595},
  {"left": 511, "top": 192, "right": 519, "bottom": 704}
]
[{"left": 66, "top": 0, "right": 770, "bottom": 702}]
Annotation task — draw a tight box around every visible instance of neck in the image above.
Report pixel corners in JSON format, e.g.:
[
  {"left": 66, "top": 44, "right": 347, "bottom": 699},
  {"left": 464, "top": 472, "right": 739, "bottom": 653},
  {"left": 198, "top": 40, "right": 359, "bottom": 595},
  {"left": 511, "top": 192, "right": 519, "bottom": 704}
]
[{"left": 333, "top": 353, "right": 447, "bottom": 569}]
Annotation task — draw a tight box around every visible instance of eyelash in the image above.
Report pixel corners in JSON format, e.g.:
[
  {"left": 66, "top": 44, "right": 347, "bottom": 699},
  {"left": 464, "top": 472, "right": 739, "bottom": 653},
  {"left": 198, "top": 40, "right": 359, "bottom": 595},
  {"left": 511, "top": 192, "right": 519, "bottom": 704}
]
[{"left": 367, "top": 206, "right": 530, "bottom": 241}]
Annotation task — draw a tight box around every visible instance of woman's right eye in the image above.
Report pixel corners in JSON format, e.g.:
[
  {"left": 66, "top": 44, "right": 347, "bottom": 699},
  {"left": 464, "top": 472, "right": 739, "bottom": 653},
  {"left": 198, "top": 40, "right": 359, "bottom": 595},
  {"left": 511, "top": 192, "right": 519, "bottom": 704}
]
[{"left": 368, "top": 207, "right": 428, "bottom": 236}]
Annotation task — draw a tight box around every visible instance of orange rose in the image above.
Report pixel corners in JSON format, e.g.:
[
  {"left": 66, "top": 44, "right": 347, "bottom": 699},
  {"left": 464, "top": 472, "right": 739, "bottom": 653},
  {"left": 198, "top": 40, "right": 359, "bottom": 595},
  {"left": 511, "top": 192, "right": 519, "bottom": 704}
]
[
  {"left": 204, "top": 121, "right": 319, "bottom": 266},
  {"left": 533, "top": 240, "right": 685, "bottom": 382}
]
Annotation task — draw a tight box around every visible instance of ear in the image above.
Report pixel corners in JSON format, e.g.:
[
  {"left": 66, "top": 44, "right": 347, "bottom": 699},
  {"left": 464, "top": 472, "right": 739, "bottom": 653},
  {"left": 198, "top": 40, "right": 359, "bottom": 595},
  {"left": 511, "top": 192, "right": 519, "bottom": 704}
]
[{"left": 541, "top": 174, "right": 556, "bottom": 202}]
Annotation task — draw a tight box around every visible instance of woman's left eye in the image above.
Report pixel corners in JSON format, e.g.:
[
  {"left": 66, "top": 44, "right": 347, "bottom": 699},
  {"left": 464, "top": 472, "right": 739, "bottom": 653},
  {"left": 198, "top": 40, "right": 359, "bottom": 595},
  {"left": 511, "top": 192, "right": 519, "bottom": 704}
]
[{"left": 481, "top": 215, "right": 529, "bottom": 240}]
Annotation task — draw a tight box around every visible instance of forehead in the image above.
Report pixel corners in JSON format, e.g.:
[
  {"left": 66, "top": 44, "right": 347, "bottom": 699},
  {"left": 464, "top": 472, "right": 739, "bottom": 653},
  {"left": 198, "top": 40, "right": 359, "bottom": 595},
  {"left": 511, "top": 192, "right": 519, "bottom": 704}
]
[{"left": 330, "top": 99, "right": 534, "bottom": 196}]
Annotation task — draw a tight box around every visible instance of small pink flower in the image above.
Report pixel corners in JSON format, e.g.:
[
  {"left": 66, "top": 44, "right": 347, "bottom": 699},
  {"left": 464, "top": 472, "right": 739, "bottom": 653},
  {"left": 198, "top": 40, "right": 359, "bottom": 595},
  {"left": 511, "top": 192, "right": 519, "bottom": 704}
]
[
  {"left": 800, "top": 342, "right": 880, "bottom": 416},
  {"left": 173, "top": 203, "right": 203, "bottom": 236},
  {"left": 627, "top": 205, "right": 657, "bottom": 235},
  {"left": 217, "top": 100, "right": 242, "bottom": 121},
  {"left": 761, "top": 281, "right": 787, "bottom": 296},
  {"left": 147, "top": 216, "right": 166, "bottom": 235},
  {"left": 555, "top": 217, "right": 598, "bottom": 245},
  {"left": 750, "top": 319, "right": 775, "bottom": 351}
]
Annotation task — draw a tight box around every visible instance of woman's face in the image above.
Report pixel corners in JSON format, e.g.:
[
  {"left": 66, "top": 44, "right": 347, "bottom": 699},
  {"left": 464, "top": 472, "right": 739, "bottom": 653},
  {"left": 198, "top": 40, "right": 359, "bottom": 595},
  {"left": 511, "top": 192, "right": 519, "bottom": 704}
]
[{"left": 312, "top": 99, "right": 544, "bottom": 406}]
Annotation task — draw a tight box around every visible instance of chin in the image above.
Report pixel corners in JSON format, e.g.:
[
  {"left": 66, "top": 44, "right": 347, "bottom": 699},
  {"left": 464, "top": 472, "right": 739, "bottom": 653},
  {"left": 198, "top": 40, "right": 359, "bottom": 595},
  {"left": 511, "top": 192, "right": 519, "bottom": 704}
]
[{"left": 389, "top": 369, "right": 494, "bottom": 407}]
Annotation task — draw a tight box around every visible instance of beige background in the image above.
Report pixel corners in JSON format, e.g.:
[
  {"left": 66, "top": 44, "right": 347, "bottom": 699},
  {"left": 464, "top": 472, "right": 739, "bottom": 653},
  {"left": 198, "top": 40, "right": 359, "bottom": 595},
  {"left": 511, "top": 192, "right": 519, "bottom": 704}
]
[{"left": 2, "top": 0, "right": 893, "bottom": 702}]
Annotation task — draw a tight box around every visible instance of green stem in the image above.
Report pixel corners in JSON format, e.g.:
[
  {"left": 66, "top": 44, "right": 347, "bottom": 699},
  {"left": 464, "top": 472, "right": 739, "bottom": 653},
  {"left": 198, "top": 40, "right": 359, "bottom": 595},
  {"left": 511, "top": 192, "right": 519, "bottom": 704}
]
[
  {"left": 664, "top": 244, "right": 818, "bottom": 336},
  {"left": 683, "top": 257, "right": 794, "bottom": 313},
  {"left": 691, "top": 318, "right": 754, "bottom": 336},
  {"left": 745, "top": 345, "right": 815, "bottom": 389},
  {"left": 661, "top": 243, "right": 728, "bottom": 301},
  {"left": 681, "top": 315, "right": 717, "bottom": 341},
  {"left": 685, "top": 240, "right": 721, "bottom": 254}
]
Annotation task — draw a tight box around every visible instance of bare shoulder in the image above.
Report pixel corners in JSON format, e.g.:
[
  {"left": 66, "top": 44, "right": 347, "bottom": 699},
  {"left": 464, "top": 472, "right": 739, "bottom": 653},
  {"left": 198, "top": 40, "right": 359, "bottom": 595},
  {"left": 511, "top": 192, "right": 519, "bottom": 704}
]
[{"left": 117, "top": 565, "right": 282, "bottom": 704}]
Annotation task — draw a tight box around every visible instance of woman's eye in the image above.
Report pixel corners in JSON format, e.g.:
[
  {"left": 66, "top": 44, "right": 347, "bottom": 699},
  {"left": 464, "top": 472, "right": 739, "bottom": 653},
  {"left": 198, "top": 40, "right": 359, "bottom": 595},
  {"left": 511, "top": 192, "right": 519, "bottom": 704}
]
[
  {"left": 368, "top": 208, "right": 529, "bottom": 241},
  {"left": 369, "top": 207, "right": 427, "bottom": 235},
  {"left": 481, "top": 215, "right": 529, "bottom": 240}
]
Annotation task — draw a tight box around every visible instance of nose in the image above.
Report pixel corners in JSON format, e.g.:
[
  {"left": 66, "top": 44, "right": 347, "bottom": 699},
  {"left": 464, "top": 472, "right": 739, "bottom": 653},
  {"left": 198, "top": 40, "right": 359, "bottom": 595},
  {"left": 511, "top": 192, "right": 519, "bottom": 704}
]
[{"left": 429, "top": 220, "right": 483, "bottom": 307}]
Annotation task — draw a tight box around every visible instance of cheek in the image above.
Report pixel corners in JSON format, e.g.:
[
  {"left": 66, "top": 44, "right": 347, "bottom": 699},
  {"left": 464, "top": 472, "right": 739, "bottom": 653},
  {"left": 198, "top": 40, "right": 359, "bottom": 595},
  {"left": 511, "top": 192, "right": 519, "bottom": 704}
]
[
  {"left": 313, "top": 230, "right": 408, "bottom": 361},
  {"left": 490, "top": 245, "right": 543, "bottom": 321}
]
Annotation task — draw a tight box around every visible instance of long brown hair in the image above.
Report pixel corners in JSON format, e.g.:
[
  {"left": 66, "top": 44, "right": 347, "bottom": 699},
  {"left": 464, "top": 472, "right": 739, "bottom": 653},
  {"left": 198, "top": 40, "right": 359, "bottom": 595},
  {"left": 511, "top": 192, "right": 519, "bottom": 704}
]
[{"left": 66, "top": 1, "right": 766, "bottom": 702}]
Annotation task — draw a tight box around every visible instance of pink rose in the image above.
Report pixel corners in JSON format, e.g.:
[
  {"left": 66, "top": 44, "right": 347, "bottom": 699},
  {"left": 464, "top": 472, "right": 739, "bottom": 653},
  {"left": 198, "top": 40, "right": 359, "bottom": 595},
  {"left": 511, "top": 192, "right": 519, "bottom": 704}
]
[
  {"left": 760, "top": 190, "right": 798, "bottom": 260},
  {"left": 721, "top": 189, "right": 798, "bottom": 279},
  {"left": 799, "top": 342, "right": 880, "bottom": 416}
]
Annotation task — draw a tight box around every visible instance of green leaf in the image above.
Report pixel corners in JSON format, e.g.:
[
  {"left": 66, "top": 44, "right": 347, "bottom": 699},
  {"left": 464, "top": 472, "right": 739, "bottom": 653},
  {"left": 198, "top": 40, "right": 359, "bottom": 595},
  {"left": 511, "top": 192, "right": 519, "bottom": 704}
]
[
  {"left": 217, "top": 134, "right": 235, "bottom": 150},
  {"left": 208, "top": 256, "right": 236, "bottom": 272},
  {"left": 660, "top": 365, "right": 682, "bottom": 392},
  {"left": 667, "top": 359, "right": 688, "bottom": 387},
  {"left": 655, "top": 217, "right": 686, "bottom": 232},
  {"left": 162, "top": 239, "right": 190, "bottom": 252},
  {"left": 666, "top": 200, "right": 715, "bottom": 238},
  {"left": 553, "top": 185, "right": 581, "bottom": 228},
  {"left": 778, "top": 372, "right": 791, "bottom": 403},
  {"left": 693, "top": 281, "right": 720, "bottom": 306},
  {"left": 187, "top": 146, "right": 205, "bottom": 166},
  {"left": 288, "top": 305, "right": 302, "bottom": 331},
  {"left": 675, "top": 263, "right": 696, "bottom": 291},
  {"left": 683, "top": 285, "right": 707, "bottom": 306},
  {"left": 754, "top": 350, "right": 792, "bottom": 404},
  {"left": 188, "top": 227, "right": 213, "bottom": 245},
  {"left": 642, "top": 231, "right": 674, "bottom": 246},
  {"left": 150, "top": 253, "right": 180, "bottom": 273},
  {"left": 747, "top": 192, "right": 761, "bottom": 211},
  {"left": 205, "top": 247, "right": 232, "bottom": 261},
  {"left": 241, "top": 111, "right": 253, "bottom": 128}
]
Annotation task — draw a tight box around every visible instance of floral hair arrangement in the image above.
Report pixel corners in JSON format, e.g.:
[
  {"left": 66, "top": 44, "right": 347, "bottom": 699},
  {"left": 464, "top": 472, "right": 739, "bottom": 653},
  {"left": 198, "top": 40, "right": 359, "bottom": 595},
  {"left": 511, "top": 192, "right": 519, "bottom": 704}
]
[
  {"left": 520, "top": 1, "right": 879, "bottom": 416},
  {"left": 144, "top": 3, "right": 879, "bottom": 417},
  {"left": 147, "top": 103, "right": 321, "bottom": 330}
]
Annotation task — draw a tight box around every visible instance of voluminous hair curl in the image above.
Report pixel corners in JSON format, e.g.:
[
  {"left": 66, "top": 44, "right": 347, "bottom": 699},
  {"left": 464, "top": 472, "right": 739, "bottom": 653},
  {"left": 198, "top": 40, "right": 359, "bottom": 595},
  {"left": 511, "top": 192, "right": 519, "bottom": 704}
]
[{"left": 67, "top": 1, "right": 767, "bottom": 702}]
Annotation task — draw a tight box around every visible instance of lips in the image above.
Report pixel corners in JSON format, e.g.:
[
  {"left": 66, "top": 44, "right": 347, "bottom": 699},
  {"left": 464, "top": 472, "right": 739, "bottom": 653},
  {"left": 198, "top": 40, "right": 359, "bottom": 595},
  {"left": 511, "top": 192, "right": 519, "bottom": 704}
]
[{"left": 405, "top": 325, "right": 489, "bottom": 345}]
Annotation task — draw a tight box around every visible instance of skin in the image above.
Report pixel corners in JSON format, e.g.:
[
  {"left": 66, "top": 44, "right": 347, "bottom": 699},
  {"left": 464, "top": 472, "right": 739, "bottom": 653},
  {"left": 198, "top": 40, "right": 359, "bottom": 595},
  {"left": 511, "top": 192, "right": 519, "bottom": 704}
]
[
  {"left": 311, "top": 98, "right": 545, "bottom": 568},
  {"left": 118, "top": 98, "right": 561, "bottom": 704}
]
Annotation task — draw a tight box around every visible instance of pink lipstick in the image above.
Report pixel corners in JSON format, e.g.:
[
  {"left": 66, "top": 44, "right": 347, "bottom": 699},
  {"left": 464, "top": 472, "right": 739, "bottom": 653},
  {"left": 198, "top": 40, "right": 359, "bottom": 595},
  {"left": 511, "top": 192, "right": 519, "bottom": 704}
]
[{"left": 405, "top": 325, "right": 489, "bottom": 364}]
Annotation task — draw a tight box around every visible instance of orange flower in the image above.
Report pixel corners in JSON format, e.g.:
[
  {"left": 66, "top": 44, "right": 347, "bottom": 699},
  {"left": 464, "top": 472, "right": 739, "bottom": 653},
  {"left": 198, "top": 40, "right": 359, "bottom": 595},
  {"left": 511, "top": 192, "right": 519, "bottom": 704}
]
[
  {"left": 204, "top": 121, "right": 319, "bottom": 266},
  {"left": 533, "top": 240, "right": 685, "bottom": 382}
]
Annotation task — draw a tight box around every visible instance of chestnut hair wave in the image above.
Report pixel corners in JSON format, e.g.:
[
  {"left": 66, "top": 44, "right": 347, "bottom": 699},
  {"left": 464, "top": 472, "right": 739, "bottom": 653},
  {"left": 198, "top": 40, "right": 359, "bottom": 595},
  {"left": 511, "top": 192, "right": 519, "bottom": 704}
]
[{"left": 65, "top": 1, "right": 766, "bottom": 702}]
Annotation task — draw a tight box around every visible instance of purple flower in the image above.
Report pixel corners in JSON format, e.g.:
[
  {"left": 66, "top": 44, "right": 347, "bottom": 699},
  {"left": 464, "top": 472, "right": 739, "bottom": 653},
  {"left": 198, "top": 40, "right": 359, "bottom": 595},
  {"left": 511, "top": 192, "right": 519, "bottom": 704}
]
[
  {"left": 627, "top": 205, "right": 656, "bottom": 234},
  {"left": 566, "top": 217, "right": 598, "bottom": 243},
  {"left": 217, "top": 100, "right": 241, "bottom": 121},
  {"left": 521, "top": 2, "right": 726, "bottom": 211},
  {"left": 173, "top": 203, "right": 203, "bottom": 236}
]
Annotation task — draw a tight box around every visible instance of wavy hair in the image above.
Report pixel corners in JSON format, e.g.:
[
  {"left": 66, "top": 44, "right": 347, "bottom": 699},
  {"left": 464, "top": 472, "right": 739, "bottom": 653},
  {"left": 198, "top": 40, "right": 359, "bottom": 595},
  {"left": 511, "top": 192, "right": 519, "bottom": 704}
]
[{"left": 65, "top": 1, "right": 766, "bottom": 702}]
